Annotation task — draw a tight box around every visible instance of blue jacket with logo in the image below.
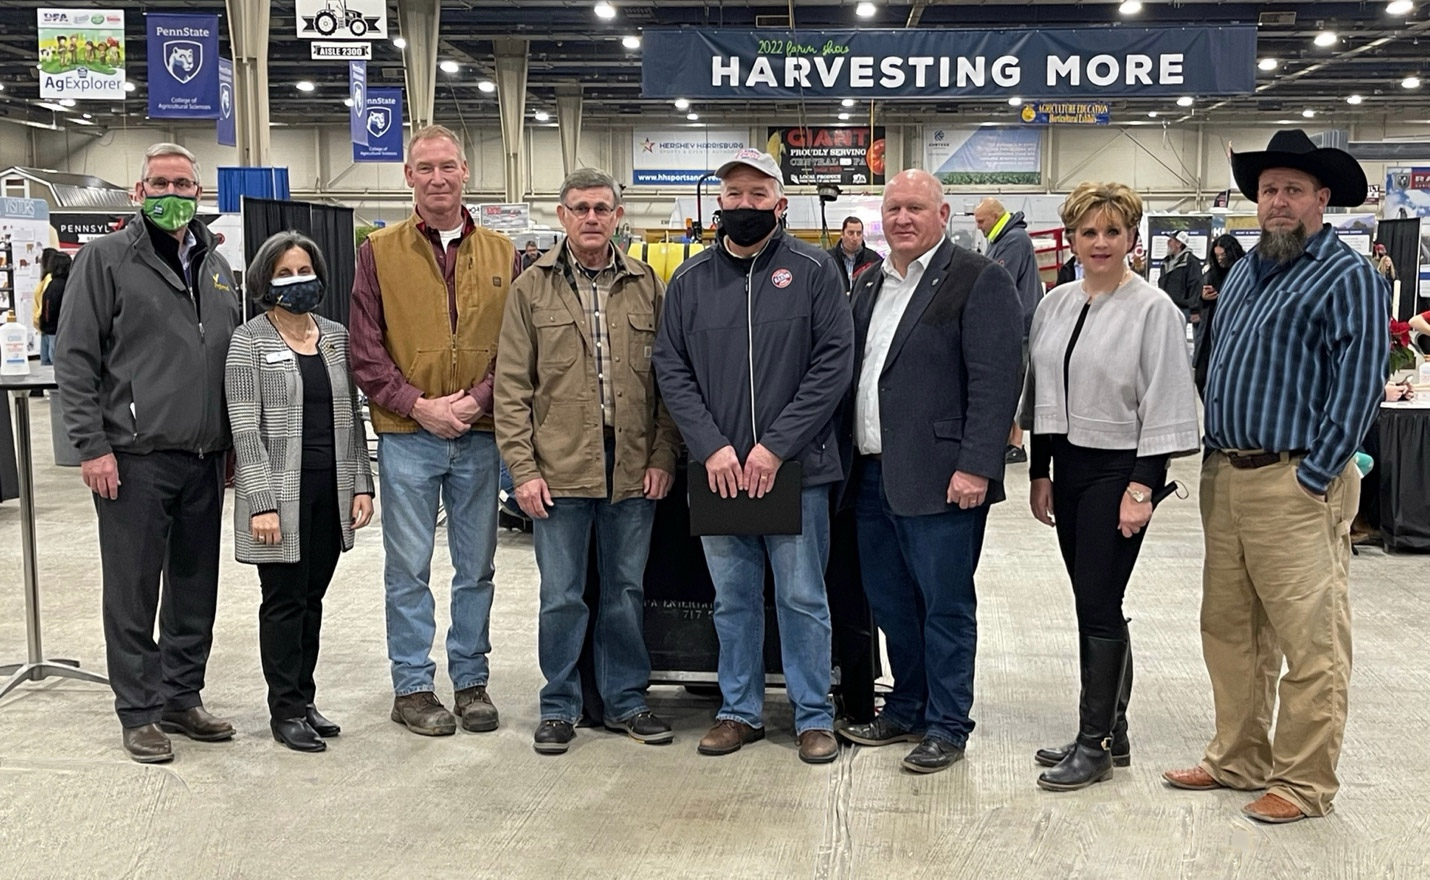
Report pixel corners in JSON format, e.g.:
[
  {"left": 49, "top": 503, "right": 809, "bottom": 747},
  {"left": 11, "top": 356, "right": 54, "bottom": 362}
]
[{"left": 653, "top": 230, "right": 854, "bottom": 487}]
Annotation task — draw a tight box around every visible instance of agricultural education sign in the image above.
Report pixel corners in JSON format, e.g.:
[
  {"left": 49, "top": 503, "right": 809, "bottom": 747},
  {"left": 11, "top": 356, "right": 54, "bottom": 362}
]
[
  {"left": 643, "top": 27, "right": 1256, "bottom": 100},
  {"left": 36, "top": 8, "right": 126, "bottom": 100},
  {"left": 147, "top": 13, "right": 221, "bottom": 119},
  {"left": 1021, "top": 101, "right": 1111, "bottom": 125},
  {"left": 353, "top": 88, "right": 403, "bottom": 162},
  {"left": 767, "top": 126, "right": 885, "bottom": 186}
]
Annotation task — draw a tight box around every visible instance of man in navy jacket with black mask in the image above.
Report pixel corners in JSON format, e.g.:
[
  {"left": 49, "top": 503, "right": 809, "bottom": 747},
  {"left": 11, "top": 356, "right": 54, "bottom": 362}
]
[{"left": 653, "top": 149, "right": 854, "bottom": 765}]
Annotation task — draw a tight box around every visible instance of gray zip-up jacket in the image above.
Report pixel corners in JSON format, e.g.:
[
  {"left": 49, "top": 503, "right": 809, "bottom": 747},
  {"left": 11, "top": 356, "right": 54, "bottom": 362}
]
[
  {"left": 55, "top": 215, "right": 242, "bottom": 460},
  {"left": 653, "top": 229, "right": 854, "bottom": 487},
  {"left": 984, "top": 211, "right": 1044, "bottom": 335}
]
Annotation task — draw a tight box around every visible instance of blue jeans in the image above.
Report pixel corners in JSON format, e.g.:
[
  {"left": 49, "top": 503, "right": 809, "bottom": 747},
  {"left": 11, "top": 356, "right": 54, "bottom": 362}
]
[
  {"left": 534, "top": 493, "right": 656, "bottom": 724},
  {"left": 40, "top": 334, "right": 54, "bottom": 366},
  {"left": 855, "top": 460, "right": 987, "bottom": 747},
  {"left": 700, "top": 485, "right": 834, "bottom": 734},
  {"left": 377, "top": 429, "right": 498, "bottom": 696}
]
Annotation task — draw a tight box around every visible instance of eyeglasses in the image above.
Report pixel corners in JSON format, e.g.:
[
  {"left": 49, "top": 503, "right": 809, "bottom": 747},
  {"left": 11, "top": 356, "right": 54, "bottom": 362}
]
[
  {"left": 562, "top": 203, "right": 615, "bottom": 218},
  {"left": 144, "top": 177, "right": 198, "bottom": 194}
]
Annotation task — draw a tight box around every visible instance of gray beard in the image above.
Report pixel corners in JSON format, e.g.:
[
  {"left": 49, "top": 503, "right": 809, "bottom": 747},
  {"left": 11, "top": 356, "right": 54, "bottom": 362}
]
[{"left": 1258, "top": 223, "right": 1308, "bottom": 264}]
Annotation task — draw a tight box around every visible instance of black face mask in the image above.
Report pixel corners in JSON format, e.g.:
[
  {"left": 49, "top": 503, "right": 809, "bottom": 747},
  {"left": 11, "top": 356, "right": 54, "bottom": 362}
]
[{"left": 719, "top": 208, "right": 779, "bottom": 248}]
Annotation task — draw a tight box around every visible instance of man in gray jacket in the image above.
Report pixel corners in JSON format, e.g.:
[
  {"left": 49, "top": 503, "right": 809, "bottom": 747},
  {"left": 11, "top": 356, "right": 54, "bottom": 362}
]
[
  {"left": 653, "top": 149, "right": 854, "bottom": 765},
  {"left": 974, "top": 198, "right": 1044, "bottom": 464},
  {"left": 55, "top": 143, "right": 242, "bottom": 764}
]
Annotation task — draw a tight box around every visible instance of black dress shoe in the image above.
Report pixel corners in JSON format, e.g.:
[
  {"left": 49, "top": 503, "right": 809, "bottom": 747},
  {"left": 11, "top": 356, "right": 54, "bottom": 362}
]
[
  {"left": 534, "top": 720, "right": 576, "bottom": 754},
  {"left": 1035, "top": 736, "right": 1129, "bottom": 768},
  {"left": 121, "top": 723, "right": 174, "bottom": 764},
  {"left": 837, "top": 716, "right": 924, "bottom": 747},
  {"left": 305, "top": 704, "right": 341, "bottom": 738},
  {"left": 271, "top": 718, "right": 327, "bottom": 753},
  {"left": 159, "top": 706, "right": 235, "bottom": 742},
  {"left": 901, "top": 736, "right": 965, "bottom": 774}
]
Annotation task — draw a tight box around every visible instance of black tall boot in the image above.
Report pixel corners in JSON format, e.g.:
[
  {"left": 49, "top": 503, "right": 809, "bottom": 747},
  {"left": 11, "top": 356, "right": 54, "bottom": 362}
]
[
  {"left": 1034, "top": 626, "right": 1133, "bottom": 767},
  {"left": 1037, "top": 635, "right": 1128, "bottom": 792}
]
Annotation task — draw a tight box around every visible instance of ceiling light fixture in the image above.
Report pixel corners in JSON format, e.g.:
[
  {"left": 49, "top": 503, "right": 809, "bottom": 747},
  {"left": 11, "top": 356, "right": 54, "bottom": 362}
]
[
  {"left": 856, "top": 2, "right": 877, "bottom": 18},
  {"left": 58, "top": 98, "right": 76, "bottom": 107},
  {"left": 1177, "top": 95, "right": 1194, "bottom": 107},
  {"left": 478, "top": 80, "right": 496, "bottom": 93},
  {"left": 534, "top": 110, "right": 550, "bottom": 122},
  {"left": 1404, "top": 75, "right": 1423, "bottom": 89},
  {"left": 295, "top": 81, "right": 315, "bottom": 92},
  {"left": 36, "top": 101, "right": 68, "bottom": 113},
  {"left": 1314, "top": 31, "right": 1338, "bottom": 47},
  {"left": 838, "top": 112, "right": 851, "bottom": 120},
  {"left": 1148, "top": 111, "right": 1158, "bottom": 118},
  {"left": 622, "top": 35, "right": 641, "bottom": 50},
  {"left": 1258, "top": 58, "right": 1279, "bottom": 71},
  {"left": 123, "top": 81, "right": 136, "bottom": 92},
  {"left": 1118, "top": 1, "right": 1143, "bottom": 14},
  {"left": 841, "top": 98, "right": 856, "bottom": 108},
  {"left": 686, "top": 112, "right": 699, "bottom": 121},
  {"left": 440, "top": 60, "right": 460, "bottom": 74},
  {"left": 1347, "top": 94, "right": 1364, "bottom": 104},
  {"left": 1008, "top": 96, "right": 1023, "bottom": 106},
  {"left": 1302, "top": 109, "right": 1317, "bottom": 118},
  {"left": 343, "top": 98, "right": 354, "bottom": 107},
  {"left": 594, "top": 2, "right": 617, "bottom": 19},
  {"left": 674, "top": 98, "right": 690, "bottom": 110},
  {"left": 1388, "top": 1, "right": 1414, "bottom": 15},
  {"left": 393, "top": 36, "right": 407, "bottom": 49},
  {"left": 82, "top": 112, "right": 92, "bottom": 118}
]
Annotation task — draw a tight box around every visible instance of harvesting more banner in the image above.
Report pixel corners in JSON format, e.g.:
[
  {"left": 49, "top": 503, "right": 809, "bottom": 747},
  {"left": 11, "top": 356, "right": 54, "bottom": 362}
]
[
  {"left": 147, "top": 13, "right": 221, "bottom": 118},
  {"left": 643, "top": 26, "right": 1256, "bottom": 100}
]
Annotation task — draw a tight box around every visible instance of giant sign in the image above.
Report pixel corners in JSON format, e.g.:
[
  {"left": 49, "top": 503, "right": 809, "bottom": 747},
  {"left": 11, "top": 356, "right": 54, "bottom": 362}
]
[
  {"left": 767, "top": 126, "right": 884, "bottom": 186},
  {"left": 643, "top": 27, "right": 1257, "bottom": 100}
]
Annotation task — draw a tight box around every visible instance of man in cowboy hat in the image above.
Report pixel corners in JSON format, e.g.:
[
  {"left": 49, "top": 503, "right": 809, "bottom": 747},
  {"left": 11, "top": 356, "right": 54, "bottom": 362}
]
[{"left": 1163, "top": 130, "right": 1388, "bottom": 823}]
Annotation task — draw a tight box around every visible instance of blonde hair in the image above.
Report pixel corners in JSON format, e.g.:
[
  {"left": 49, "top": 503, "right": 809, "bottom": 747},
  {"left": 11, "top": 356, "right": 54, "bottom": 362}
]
[
  {"left": 407, "top": 124, "right": 462, "bottom": 155},
  {"left": 1059, "top": 181, "right": 1143, "bottom": 234}
]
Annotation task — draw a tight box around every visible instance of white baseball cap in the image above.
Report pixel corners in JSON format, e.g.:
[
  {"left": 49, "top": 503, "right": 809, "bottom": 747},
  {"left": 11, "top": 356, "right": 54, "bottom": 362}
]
[
  {"left": 1169, "top": 230, "right": 1190, "bottom": 245},
  {"left": 716, "top": 148, "right": 784, "bottom": 184}
]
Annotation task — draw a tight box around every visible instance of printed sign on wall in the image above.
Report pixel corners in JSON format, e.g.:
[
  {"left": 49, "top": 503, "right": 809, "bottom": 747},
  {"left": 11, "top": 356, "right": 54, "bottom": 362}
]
[
  {"left": 766, "top": 126, "right": 885, "bottom": 186},
  {"left": 631, "top": 129, "right": 749, "bottom": 185},
  {"left": 36, "top": 8, "right": 126, "bottom": 100},
  {"left": 923, "top": 126, "right": 1042, "bottom": 186},
  {"left": 147, "top": 13, "right": 221, "bottom": 118},
  {"left": 353, "top": 88, "right": 403, "bottom": 162},
  {"left": 1020, "top": 101, "right": 1111, "bottom": 125},
  {"left": 296, "top": 0, "right": 386, "bottom": 40}
]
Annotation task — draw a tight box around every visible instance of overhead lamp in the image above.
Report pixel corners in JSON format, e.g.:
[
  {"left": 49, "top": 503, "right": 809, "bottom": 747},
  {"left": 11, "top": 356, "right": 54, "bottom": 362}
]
[
  {"left": 1008, "top": 96, "right": 1023, "bottom": 106},
  {"left": 1388, "top": 1, "right": 1415, "bottom": 15},
  {"left": 1302, "top": 109, "right": 1317, "bottom": 118},
  {"left": 622, "top": 35, "right": 641, "bottom": 50},
  {"left": 1404, "top": 75, "right": 1423, "bottom": 89},
  {"left": 1176, "top": 95, "right": 1194, "bottom": 106},
  {"left": 123, "top": 81, "right": 136, "bottom": 92},
  {"left": 841, "top": 98, "right": 856, "bottom": 108},
  {"left": 296, "top": 81, "right": 315, "bottom": 92},
  {"left": 58, "top": 98, "right": 76, "bottom": 107},
  {"left": 478, "top": 80, "right": 496, "bottom": 93},
  {"left": 838, "top": 112, "right": 851, "bottom": 121},
  {"left": 36, "top": 101, "right": 68, "bottom": 112},
  {"left": 1148, "top": 111, "right": 1158, "bottom": 117},
  {"left": 534, "top": 110, "right": 550, "bottom": 122},
  {"left": 686, "top": 112, "right": 699, "bottom": 121},
  {"left": 440, "top": 60, "right": 460, "bottom": 74},
  {"left": 674, "top": 98, "right": 690, "bottom": 110},
  {"left": 393, "top": 36, "right": 407, "bottom": 49},
  {"left": 82, "top": 112, "right": 92, "bottom": 119},
  {"left": 594, "top": 1, "right": 617, "bottom": 19},
  {"left": 1314, "top": 31, "right": 1337, "bottom": 47},
  {"left": 1118, "top": 1, "right": 1143, "bottom": 14},
  {"left": 1347, "top": 94, "right": 1364, "bottom": 104},
  {"left": 0, "top": 83, "right": 6, "bottom": 91},
  {"left": 71, "top": 117, "right": 93, "bottom": 126},
  {"left": 856, "top": 2, "right": 877, "bottom": 18},
  {"left": 343, "top": 97, "right": 355, "bottom": 107},
  {"left": 1258, "top": 58, "right": 1279, "bottom": 71}
]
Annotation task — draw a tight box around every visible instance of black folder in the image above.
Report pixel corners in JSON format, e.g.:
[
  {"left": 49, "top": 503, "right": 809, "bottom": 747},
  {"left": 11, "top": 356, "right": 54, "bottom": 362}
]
[{"left": 687, "top": 460, "right": 804, "bottom": 536}]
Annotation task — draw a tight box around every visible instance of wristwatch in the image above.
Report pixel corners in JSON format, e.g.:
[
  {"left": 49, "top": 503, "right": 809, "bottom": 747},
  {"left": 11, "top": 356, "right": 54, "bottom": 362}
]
[{"left": 1125, "top": 486, "right": 1148, "bottom": 504}]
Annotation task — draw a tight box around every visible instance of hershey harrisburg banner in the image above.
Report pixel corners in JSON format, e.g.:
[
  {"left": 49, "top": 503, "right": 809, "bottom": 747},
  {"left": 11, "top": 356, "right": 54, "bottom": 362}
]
[
  {"left": 354, "top": 88, "right": 403, "bottom": 162},
  {"left": 632, "top": 129, "right": 748, "bottom": 185},
  {"left": 217, "top": 57, "right": 235, "bottom": 146},
  {"left": 643, "top": 27, "right": 1256, "bottom": 100},
  {"left": 147, "top": 13, "right": 221, "bottom": 118},
  {"left": 767, "top": 127, "right": 885, "bottom": 186}
]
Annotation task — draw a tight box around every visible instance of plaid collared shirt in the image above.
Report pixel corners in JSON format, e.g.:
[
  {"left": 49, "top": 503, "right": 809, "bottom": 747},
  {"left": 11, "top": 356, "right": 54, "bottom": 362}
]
[{"left": 564, "top": 242, "right": 618, "bottom": 427}]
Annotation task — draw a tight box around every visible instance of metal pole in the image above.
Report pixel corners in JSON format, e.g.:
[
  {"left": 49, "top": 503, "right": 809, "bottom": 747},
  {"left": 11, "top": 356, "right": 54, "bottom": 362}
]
[{"left": 14, "top": 393, "right": 42, "bottom": 664}]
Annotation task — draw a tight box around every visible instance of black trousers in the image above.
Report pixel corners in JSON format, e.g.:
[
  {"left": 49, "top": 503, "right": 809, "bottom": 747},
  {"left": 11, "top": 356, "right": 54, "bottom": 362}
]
[
  {"left": 826, "top": 501, "right": 875, "bottom": 723},
  {"left": 97, "top": 451, "right": 224, "bottom": 728},
  {"left": 1049, "top": 438, "right": 1150, "bottom": 639},
  {"left": 257, "top": 469, "right": 343, "bottom": 720}
]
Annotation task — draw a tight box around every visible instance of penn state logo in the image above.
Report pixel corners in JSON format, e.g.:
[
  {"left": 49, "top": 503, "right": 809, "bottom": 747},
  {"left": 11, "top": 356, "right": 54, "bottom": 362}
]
[
  {"left": 164, "top": 40, "right": 204, "bottom": 84},
  {"left": 219, "top": 82, "right": 232, "bottom": 117},
  {"left": 366, "top": 106, "right": 392, "bottom": 138},
  {"left": 771, "top": 268, "right": 792, "bottom": 288}
]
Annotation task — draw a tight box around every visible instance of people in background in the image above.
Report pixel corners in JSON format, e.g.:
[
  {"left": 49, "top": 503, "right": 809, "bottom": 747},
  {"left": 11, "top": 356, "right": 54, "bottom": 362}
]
[
  {"left": 1165, "top": 129, "right": 1387, "bottom": 825},
  {"left": 1021, "top": 181, "right": 1199, "bottom": 792},
  {"left": 36, "top": 251, "right": 71, "bottom": 364},
  {"left": 653, "top": 148, "right": 854, "bottom": 765},
  {"left": 837, "top": 171, "right": 1021, "bottom": 774},
  {"left": 1194, "top": 235, "right": 1246, "bottom": 394},
  {"left": 826, "top": 215, "right": 880, "bottom": 291},
  {"left": 1158, "top": 230, "right": 1202, "bottom": 323},
  {"left": 31, "top": 247, "right": 59, "bottom": 366},
  {"left": 55, "top": 142, "right": 242, "bottom": 764},
  {"left": 1055, "top": 253, "right": 1081, "bottom": 286},
  {"left": 521, "top": 240, "right": 541, "bottom": 271},
  {"left": 1371, "top": 241, "right": 1396, "bottom": 282},
  {"left": 495, "top": 168, "right": 680, "bottom": 755},
  {"left": 226, "top": 231, "right": 375, "bottom": 753},
  {"left": 974, "top": 197, "right": 1044, "bottom": 466},
  {"left": 350, "top": 124, "right": 519, "bottom": 738}
]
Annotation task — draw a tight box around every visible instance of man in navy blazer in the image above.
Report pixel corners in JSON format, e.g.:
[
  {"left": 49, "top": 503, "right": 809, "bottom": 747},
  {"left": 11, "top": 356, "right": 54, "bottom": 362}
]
[{"left": 836, "top": 169, "right": 1022, "bottom": 773}]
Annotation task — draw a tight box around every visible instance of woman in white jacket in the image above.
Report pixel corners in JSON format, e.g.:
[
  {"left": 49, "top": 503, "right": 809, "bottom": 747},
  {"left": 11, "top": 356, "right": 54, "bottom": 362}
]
[{"left": 1019, "top": 182, "right": 1200, "bottom": 792}]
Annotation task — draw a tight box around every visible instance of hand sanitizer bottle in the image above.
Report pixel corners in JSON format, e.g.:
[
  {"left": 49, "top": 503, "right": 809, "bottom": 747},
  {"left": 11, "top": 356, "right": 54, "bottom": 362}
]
[{"left": 1, "top": 311, "right": 32, "bottom": 376}]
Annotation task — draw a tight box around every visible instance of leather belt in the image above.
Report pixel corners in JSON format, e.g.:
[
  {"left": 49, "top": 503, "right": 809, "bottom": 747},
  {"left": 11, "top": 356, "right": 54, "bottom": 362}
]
[{"left": 1220, "top": 449, "right": 1309, "bottom": 470}]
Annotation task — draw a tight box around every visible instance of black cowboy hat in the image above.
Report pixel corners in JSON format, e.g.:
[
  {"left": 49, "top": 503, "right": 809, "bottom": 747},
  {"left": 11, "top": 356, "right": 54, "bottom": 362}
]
[{"left": 1230, "top": 129, "right": 1367, "bottom": 207}]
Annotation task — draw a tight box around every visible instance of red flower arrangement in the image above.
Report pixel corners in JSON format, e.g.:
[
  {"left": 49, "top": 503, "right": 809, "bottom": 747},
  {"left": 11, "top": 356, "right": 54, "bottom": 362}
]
[{"left": 1391, "top": 319, "right": 1419, "bottom": 373}]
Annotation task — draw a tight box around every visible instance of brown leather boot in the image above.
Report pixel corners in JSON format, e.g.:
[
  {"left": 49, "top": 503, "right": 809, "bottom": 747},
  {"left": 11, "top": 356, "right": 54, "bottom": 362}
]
[
  {"left": 390, "top": 692, "right": 457, "bottom": 736},
  {"left": 798, "top": 730, "right": 839, "bottom": 764},
  {"left": 453, "top": 685, "right": 499, "bottom": 733},
  {"left": 122, "top": 723, "right": 174, "bottom": 764},
  {"left": 697, "top": 719, "right": 764, "bottom": 756}
]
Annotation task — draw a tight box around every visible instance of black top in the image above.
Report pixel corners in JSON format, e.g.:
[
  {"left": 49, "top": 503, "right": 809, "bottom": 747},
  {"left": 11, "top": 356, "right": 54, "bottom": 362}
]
[
  {"left": 297, "top": 352, "right": 335, "bottom": 471},
  {"left": 1029, "top": 300, "right": 1168, "bottom": 487}
]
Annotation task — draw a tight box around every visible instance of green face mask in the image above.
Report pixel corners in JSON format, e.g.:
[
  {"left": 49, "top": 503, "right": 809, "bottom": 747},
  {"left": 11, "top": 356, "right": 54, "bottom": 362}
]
[{"left": 142, "top": 194, "right": 197, "bottom": 232}]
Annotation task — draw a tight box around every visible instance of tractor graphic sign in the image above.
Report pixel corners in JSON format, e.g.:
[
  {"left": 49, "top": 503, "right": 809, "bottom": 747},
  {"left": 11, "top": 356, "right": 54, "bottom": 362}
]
[{"left": 296, "top": 0, "right": 386, "bottom": 40}]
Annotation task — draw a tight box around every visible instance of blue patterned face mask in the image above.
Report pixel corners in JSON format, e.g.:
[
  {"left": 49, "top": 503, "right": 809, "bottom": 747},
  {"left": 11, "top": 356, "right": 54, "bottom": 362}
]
[{"left": 267, "top": 274, "right": 325, "bottom": 314}]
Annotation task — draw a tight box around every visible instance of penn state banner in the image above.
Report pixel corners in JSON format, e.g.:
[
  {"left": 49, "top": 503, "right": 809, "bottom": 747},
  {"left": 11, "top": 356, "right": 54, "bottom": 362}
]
[
  {"left": 642, "top": 26, "right": 1257, "bottom": 100},
  {"left": 353, "top": 87, "right": 403, "bottom": 162},
  {"left": 349, "top": 61, "right": 368, "bottom": 148},
  {"left": 216, "top": 57, "right": 235, "bottom": 146},
  {"left": 147, "top": 13, "right": 221, "bottom": 118}
]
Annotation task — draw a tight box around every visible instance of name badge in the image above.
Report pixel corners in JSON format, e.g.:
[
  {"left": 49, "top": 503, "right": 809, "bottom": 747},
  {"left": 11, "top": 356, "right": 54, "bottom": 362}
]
[{"left": 265, "top": 349, "right": 295, "bottom": 364}]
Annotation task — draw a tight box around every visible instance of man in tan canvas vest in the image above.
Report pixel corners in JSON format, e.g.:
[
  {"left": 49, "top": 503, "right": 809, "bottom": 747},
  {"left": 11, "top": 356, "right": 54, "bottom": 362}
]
[{"left": 351, "top": 124, "right": 519, "bottom": 736}]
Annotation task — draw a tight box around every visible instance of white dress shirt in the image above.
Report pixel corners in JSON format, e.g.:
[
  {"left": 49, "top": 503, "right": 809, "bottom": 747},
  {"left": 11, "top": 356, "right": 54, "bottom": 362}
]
[{"left": 856, "top": 240, "right": 943, "bottom": 454}]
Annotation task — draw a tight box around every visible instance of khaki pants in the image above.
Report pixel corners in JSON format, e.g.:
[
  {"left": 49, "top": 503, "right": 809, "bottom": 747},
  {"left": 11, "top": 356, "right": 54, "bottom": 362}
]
[{"left": 1198, "top": 452, "right": 1357, "bottom": 817}]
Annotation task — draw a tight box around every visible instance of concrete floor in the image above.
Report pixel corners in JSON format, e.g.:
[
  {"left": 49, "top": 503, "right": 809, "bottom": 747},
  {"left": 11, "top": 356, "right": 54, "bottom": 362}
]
[{"left": 1, "top": 394, "right": 1427, "bottom": 879}]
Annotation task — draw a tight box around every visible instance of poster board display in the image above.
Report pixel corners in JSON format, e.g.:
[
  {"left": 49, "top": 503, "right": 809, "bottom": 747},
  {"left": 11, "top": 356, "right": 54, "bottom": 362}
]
[
  {"left": 766, "top": 126, "right": 885, "bottom": 186},
  {"left": 0, "top": 198, "right": 55, "bottom": 355}
]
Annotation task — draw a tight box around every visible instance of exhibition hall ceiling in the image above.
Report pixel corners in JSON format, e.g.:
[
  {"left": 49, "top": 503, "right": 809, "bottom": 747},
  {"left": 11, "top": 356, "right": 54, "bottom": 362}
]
[{"left": 0, "top": 0, "right": 1427, "bottom": 133}]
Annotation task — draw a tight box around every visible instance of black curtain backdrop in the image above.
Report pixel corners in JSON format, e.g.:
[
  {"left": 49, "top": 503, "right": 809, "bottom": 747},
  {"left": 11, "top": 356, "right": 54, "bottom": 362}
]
[
  {"left": 1374, "top": 217, "right": 1422, "bottom": 321},
  {"left": 242, "top": 197, "right": 356, "bottom": 326}
]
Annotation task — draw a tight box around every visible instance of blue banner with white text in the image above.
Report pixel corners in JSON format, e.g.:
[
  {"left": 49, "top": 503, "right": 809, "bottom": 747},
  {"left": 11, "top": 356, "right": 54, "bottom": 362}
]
[
  {"left": 349, "top": 61, "right": 368, "bottom": 147},
  {"left": 642, "top": 26, "right": 1256, "bottom": 100},
  {"left": 147, "top": 13, "right": 221, "bottom": 118},
  {"left": 216, "top": 57, "right": 235, "bottom": 146},
  {"left": 353, "top": 88, "right": 403, "bottom": 162}
]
